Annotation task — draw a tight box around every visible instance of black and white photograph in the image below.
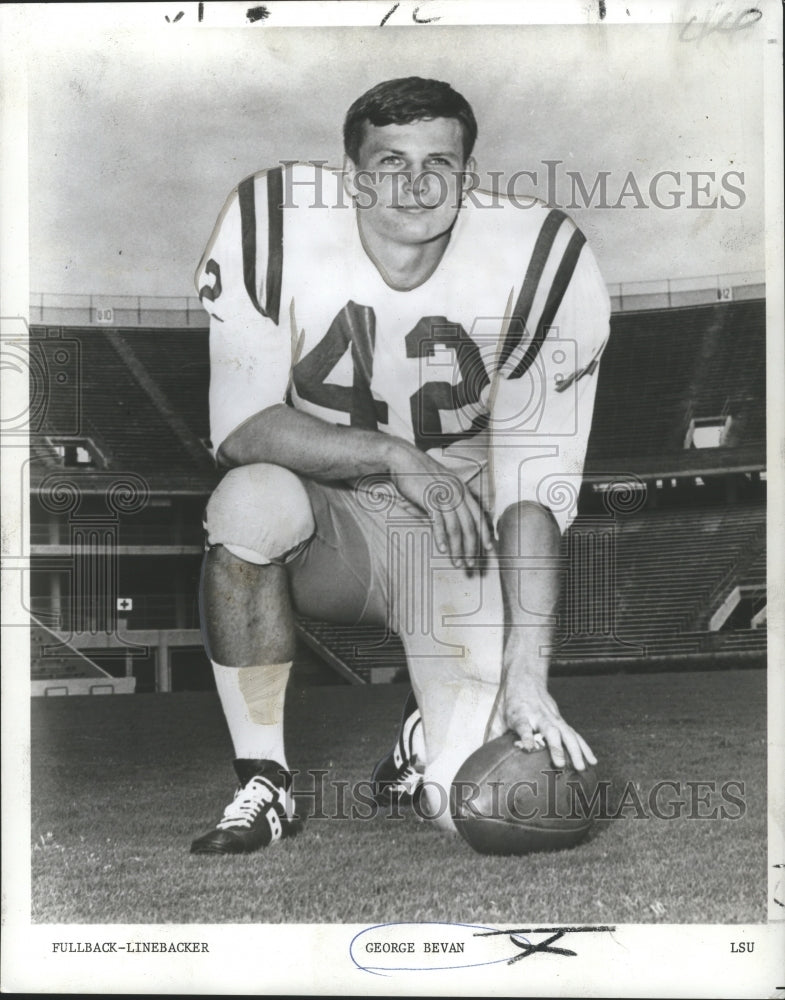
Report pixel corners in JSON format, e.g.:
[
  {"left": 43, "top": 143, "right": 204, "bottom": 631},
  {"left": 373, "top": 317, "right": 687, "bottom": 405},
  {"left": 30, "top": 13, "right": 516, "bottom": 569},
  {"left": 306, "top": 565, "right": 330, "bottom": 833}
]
[{"left": 1, "top": 1, "right": 783, "bottom": 995}]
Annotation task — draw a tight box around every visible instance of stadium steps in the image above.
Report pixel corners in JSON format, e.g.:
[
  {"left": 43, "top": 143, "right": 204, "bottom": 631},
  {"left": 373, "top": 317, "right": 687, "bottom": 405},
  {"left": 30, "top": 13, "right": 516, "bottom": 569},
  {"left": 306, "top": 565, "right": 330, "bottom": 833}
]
[
  {"left": 295, "top": 621, "right": 385, "bottom": 684},
  {"left": 605, "top": 506, "right": 765, "bottom": 637},
  {"left": 713, "top": 629, "right": 767, "bottom": 651},
  {"left": 737, "top": 550, "right": 766, "bottom": 588},
  {"left": 30, "top": 618, "right": 135, "bottom": 696},
  {"left": 295, "top": 621, "right": 405, "bottom": 683},
  {"left": 694, "top": 514, "right": 767, "bottom": 629}
]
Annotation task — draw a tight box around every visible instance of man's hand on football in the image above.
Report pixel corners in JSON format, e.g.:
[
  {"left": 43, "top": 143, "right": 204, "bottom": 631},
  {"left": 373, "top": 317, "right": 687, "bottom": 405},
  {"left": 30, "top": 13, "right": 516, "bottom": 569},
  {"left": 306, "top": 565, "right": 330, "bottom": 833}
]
[
  {"left": 502, "top": 675, "right": 597, "bottom": 772},
  {"left": 387, "top": 440, "right": 493, "bottom": 569}
]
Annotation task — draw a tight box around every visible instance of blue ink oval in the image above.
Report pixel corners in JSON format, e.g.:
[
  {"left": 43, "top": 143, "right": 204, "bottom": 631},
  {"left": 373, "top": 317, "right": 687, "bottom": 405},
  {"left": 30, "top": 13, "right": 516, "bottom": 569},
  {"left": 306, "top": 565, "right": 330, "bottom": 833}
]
[{"left": 349, "top": 921, "right": 529, "bottom": 975}]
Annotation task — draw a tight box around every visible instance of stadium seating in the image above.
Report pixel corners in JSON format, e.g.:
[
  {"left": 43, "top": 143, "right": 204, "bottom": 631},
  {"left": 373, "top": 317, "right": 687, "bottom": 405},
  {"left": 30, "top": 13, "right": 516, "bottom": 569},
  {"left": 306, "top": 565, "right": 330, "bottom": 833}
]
[
  {"left": 30, "top": 619, "right": 135, "bottom": 694},
  {"left": 586, "top": 299, "right": 765, "bottom": 472},
  {"left": 28, "top": 326, "right": 216, "bottom": 494},
  {"left": 299, "top": 501, "right": 767, "bottom": 679},
  {"left": 112, "top": 329, "right": 211, "bottom": 441},
  {"left": 30, "top": 298, "right": 765, "bottom": 487},
  {"left": 556, "top": 502, "right": 766, "bottom": 661},
  {"left": 28, "top": 294, "right": 767, "bottom": 685}
]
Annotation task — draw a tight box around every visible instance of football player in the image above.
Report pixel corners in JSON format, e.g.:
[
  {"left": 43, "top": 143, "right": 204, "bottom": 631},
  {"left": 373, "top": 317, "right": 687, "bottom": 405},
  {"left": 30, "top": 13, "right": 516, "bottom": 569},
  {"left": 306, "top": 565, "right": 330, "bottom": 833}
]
[{"left": 190, "top": 77, "right": 610, "bottom": 854}]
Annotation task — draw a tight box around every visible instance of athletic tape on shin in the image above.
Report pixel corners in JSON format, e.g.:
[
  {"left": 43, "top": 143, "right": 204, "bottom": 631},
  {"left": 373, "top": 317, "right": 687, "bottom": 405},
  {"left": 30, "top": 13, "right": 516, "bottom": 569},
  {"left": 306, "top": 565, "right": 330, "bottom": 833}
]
[
  {"left": 237, "top": 662, "right": 291, "bottom": 725},
  {"left": 212, "top": 661, "right": 292, "bottom": 763}
]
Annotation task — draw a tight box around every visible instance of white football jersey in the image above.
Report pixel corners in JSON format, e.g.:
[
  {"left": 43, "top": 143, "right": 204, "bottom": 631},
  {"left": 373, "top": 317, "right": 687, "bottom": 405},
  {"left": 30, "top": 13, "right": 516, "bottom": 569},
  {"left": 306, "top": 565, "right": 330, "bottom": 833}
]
[{"left": 196, "top": 163, "right": 610, "bottom": 531}]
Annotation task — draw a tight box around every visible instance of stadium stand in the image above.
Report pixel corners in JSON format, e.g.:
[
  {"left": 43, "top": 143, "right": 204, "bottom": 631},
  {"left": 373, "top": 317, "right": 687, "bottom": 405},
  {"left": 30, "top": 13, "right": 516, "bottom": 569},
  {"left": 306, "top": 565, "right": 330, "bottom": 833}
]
[
  {"left": 30, "top": 618, "right": 135, "bottom": 696},
  {"left": 585, "top": 299, "right": 765, "bottom": 472},
  {"left": 27, "top": 287, "right": 767, "bottom": 690},
  {"left": 557, "top": 501, "right": 766, "bottom": 656},
  {"left": 27, "top": 326, "right": 216, "bottom": 492},
  {"left": 298, "top": 500, "right": 767, "bottom": 681}
]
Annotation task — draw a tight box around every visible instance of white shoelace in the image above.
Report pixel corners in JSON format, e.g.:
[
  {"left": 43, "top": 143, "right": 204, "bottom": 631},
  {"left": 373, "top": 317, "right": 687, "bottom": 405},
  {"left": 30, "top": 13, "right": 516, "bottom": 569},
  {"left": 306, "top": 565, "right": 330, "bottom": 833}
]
[
  {"left": 217, "top": 776, "right": 278, "bottom": 830},
  {"left": 396, "top": 763, "right": 423, "bottom": 794}
]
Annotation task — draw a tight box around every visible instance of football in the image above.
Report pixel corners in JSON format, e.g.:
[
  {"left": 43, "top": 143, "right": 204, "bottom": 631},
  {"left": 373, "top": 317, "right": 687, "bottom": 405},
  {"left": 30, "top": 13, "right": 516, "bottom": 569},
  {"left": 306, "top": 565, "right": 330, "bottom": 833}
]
[{"left": 450, "top": 732, "right": 599, "bottom": 855}]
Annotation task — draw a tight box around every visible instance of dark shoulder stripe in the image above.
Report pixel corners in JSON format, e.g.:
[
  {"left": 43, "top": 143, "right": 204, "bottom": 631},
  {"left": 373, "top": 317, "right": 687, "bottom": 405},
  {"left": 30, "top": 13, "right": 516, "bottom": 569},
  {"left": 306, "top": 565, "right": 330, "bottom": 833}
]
[
  {"left": 238, "top": 175, "right": 265, "bottom": 316},
  {"left": 508, "top": 227, "right": 587, "bottom": 380},
  {"left": 498, "top": 209, "right": 567, "bottom": 368},
  {"left": 238, "top": 169, "right": 284, "bottom": 324},
  {"left": 264, "top": 166, "right": 284, "bottom": 326}
]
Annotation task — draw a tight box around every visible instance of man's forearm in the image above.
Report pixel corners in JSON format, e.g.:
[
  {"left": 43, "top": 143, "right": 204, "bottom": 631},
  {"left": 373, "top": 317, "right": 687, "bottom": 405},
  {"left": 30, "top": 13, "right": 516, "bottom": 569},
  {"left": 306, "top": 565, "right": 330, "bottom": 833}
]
[
  {"left": 496, "top": 500, "right": 595, "bottom": 769},
  {"left": 217, "top": 403, "right": 492, "bottom": 566},
  {"left": 216, "top": 403, "right": 399, "bottom": 481},
  {"left": 497, "top": 500, "right": 562, "bottom": 682}
]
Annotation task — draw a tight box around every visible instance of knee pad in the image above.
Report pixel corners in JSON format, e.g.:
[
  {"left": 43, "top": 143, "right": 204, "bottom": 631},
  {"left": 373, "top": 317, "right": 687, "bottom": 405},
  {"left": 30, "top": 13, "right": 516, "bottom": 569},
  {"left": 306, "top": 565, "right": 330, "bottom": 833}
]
[{"left": 205, "top": 463, "right": 315, "bottom": 565}]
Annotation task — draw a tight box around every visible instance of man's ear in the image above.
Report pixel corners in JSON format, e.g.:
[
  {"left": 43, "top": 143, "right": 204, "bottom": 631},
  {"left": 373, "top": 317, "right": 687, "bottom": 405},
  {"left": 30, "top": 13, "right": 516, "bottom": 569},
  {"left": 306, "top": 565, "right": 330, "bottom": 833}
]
[
  {"left": 461, "top": 155, "right": 478, "bottom": 196},
  {"left": 342, "top": 155, "right": 359, "bottom": 200}
]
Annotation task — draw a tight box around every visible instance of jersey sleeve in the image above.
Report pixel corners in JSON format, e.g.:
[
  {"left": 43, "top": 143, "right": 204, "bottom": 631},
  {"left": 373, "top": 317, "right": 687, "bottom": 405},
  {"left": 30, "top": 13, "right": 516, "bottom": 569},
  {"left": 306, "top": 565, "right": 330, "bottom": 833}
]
[
  {"left": 194, "top": 168, "right": 291, "bottom": 457},
  {"left": 488, "top": 219, "right": 610, "bottom": 534}
]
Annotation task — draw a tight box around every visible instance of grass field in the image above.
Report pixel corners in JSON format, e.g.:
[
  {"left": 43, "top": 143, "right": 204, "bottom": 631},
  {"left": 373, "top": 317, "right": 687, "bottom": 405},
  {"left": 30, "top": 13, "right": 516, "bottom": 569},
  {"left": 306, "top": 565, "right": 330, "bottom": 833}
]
[{"left": 31, "top": 668, "right": 766, "bottom": 925}]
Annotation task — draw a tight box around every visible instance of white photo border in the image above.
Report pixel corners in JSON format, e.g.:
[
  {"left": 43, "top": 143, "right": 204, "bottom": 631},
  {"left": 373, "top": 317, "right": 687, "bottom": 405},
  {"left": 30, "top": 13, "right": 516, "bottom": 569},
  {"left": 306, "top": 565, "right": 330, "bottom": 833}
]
[{"left": 1, "top": 1, "right": 783, "bottom": 995}]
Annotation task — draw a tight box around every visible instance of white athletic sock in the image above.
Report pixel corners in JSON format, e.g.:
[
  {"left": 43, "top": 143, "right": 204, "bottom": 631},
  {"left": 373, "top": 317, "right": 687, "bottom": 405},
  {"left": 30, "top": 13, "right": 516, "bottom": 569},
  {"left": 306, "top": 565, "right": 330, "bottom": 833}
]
[{"left": 212, "top": 661, "right": 291, "bottom": 769}]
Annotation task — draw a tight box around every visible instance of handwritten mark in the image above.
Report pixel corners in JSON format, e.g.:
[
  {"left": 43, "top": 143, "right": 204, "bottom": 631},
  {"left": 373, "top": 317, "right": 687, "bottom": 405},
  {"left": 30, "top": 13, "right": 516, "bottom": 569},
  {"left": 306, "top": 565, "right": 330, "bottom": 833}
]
[
  {"left": 476, "top": 925, "right": 616, "bottom": 964},
  {"left": 679, "top": 6, "right": 762, "bottom": 43},
  {"left": 510, "top": 931, "right": 576, "bottom": 960},
  {"left": 380, "top": 2, "right": 399, "bottom": 26},
  {"left": 773, "top": 862, "right": 785, "bottom": 908},
  {"left": 598, "top": 0, "right": 606, "bottom": 19},
  {"left": 412, "top": 4, "right": 441, "bottom": 23},
  {"left": 350, "top": 922, "right": 616, "bottom": 975},
  {"left": 246, "top": 5, "right": 270, "bottom": 22},
  {"left": 164, "top": 10, "right": 185, "bottom": 22},
  {"left": 198, "top": 2, "right": 204, "bottom": 20},
  {"left": 351, "top": 922, "right": 504, "bottom": 975},
  {"left": 380, "top": 2, "right": 441, "bottom": 26}
]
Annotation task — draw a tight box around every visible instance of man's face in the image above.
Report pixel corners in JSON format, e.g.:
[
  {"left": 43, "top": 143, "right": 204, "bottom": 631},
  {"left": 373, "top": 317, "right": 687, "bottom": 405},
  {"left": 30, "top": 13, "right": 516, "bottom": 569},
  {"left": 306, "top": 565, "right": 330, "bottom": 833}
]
[{"left": 344, "top": 117, "right": 474, "bottom": 248}]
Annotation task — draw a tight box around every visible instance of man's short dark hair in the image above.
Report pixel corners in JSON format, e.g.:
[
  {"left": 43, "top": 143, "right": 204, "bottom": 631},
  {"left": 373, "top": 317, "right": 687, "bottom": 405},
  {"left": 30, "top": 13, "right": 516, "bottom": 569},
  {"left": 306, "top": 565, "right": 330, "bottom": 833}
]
[{"left": 343, "top": 77, "right": 478, "bottom": 164}]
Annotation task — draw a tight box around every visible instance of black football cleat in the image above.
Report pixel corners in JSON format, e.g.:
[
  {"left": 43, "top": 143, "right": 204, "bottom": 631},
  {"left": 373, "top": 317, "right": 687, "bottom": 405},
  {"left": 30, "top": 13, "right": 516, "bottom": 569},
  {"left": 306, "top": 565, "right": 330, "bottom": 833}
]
[
  {"left": 190, "top": 758, "right": 300, "bottom": 855},
  {"left": 371, "top": 689, "right": 424, "bottom": 806}
]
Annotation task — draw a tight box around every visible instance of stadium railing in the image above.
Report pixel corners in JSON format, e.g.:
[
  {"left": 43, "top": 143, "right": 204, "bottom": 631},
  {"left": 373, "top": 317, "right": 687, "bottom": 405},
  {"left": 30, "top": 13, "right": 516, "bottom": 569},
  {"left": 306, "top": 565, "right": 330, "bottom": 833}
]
[{"left": 28, "top": 271, "right": 765, "bottom": 327}]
